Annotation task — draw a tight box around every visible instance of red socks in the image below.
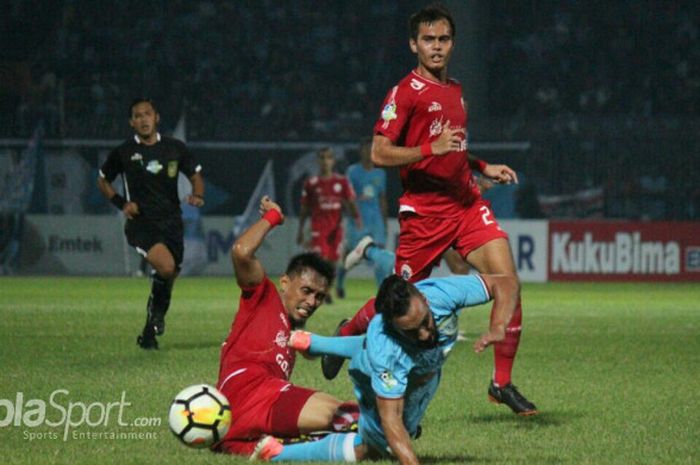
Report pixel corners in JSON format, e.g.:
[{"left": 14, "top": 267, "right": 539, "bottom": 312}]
[
  {"left": 338, "top": 298, "right": 377, "bottom": 336},
  {"left": 493, "top": 298, "right": 522, "bottom": 387}
]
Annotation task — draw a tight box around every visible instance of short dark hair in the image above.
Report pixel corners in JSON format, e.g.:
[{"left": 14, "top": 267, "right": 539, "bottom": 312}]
[
  {"left": 409, "top": 3, "right": 456, "bottom": 40},
  {"left": 285, "top": 252, "right": 335, "bottom": 285},
  {"left": 129, "top": 98, "right": 158, "bottom": 118},
  {"left": 375, "top": 275, "right": 420, "bottom": 322},
  {"left": 317, "top": 146, "right": 333, "bottom": 157}
]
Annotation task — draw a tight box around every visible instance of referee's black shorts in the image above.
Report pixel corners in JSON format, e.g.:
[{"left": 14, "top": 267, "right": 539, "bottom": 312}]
[{"left": 124, "top": 216, "right": 184, "bottom": 269}]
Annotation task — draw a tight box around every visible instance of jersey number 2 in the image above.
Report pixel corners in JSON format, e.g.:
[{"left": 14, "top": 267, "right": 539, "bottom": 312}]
[{"left": 480, "top": 205, "right": 494, "bottom": 225}]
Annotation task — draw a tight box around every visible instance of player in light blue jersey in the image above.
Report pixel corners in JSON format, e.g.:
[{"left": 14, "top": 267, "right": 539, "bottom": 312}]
[
  {"left": 251, "top": 272, "right": 519, "bottom": 463},
  {"left": 336, "top": 138, "right": 393, "bottom": 298}
]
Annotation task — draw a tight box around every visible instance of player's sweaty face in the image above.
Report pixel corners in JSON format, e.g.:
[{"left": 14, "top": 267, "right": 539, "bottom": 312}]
[
  {"left": 282, "top": 269, "right": 329, "bottom": 328},
  {"left": 411, "top": 19, "right": 454, "bottom": 74},
  {"left": 129, "top": 102, "right": 159, "bottom": 139},
  {"left": 392, "top": 294, "right": 437, "bottom": 348}
]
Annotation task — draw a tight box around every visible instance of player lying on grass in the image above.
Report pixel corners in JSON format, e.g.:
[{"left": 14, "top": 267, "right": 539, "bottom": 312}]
[
  {"left": 211, "top": 196, "right": 358, "bottom": 456},
  {"left": 249, "top": 271, "right": 519, "bottom": 463}
]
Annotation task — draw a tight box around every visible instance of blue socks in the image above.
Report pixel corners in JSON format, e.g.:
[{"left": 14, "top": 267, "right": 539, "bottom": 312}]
[
  {"left": 272, "top": 433, "right": 360, "bottom": 462},
  {"left": 308, "top": 335, "right": 364, "bottom": 358},
  {"left": 365, "top": 246, "right": 395, "bottom": 286}
]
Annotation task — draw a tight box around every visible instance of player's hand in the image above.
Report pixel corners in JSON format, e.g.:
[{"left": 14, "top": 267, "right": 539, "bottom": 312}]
[
  {"left": 482, "top": 164, "right": 519, "bottom": 184},
  {"left": 122, "top": 202, "right": 140, "bottom": 219},
  {"left": 258, "top": 195, "right": 284, "bottom": 221},
  {"left": 288, "top": 330, "right": 312, "bottom": 351},
  {"left": 473, "top": 326, "right": 506, "bottom": 353},
  {"left": 430, "top": 120, "right": 465, "bottom": 156},
  {"left": 186, "top": 194, "right": 205, "bottom": 207},
  {"left": 475, "top": 176, "right": 494, "bottom": 194}
]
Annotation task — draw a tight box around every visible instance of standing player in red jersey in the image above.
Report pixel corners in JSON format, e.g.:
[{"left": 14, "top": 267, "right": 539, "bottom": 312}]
[
  {"left": 297, "top": 147, "right": 361, "bottom": 302},
  {"left": 326, "top": 3, "right": 537, "bottom": 416},
  {"left": 213, "top": 196, "right": 358, "bottom": 457}
]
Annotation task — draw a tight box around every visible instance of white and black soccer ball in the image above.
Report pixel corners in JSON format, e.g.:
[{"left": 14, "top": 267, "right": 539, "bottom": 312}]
[{"left": 168, "top": 384, "right": 231, "bottom": 448}]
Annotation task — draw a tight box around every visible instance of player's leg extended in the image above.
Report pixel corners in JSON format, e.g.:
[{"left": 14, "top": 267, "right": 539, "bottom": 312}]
[
  {"left": 252, "top": 432, "right": 365, "bottom": 462},
  {"left": 466, "top": 237, "right": 536, "bottom": 415}
]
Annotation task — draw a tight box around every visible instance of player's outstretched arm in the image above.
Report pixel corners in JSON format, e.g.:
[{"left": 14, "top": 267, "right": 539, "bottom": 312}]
[
  {"left": 473, "top": 274, "right": 519, "bottom": 353},
  {"left": 231, "top": 195, "right": 284, "bottom": 288},
  {"left": 377, "top": 397, "right": 420, "bottom": 465}
]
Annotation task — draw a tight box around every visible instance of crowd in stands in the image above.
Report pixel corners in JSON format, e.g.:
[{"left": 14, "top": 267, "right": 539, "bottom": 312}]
[
  {"left": 1, "top": 1, "right": 698, "bottom": 219},
  {"left": 3, "top": 1, "right": 698, "bottom": 140}
]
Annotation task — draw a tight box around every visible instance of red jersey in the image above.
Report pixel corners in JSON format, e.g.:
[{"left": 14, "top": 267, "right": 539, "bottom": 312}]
[
  {"left": 218, "top": 277, "right": 295, "bottom": 383},
  {"left": 374, "top": 70, "right": 481, "bottom": 217},
  {"left": 300, "top": 174, "right": 356, "bottom": 232}
]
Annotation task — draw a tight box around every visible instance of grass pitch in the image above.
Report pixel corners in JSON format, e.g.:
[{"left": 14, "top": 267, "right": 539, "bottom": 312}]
[{"left": 0, "top": 277, "right": 698, "bottom": 465}]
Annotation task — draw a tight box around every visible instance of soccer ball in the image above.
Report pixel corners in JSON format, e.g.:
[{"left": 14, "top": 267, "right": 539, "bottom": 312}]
[{"left": 168, "top": 384, "right": 231, "bottom": 448}]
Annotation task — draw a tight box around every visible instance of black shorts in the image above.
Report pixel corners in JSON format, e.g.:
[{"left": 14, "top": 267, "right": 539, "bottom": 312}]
[{"left": 124, "top": 216, "right": 184, "bottom": 268}]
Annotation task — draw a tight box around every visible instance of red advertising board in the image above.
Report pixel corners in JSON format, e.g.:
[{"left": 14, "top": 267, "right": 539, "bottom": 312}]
[{"left": 549, "top": 221, "right": 700, "bottom": 282}]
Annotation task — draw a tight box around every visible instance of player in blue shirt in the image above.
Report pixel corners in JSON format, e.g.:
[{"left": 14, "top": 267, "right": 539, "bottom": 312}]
[
  {"left": 335, "top": 138, "right": 394, "bottom": 298},
  {"left": 251, "top": 272, "right": 519, "bottom": 463}
]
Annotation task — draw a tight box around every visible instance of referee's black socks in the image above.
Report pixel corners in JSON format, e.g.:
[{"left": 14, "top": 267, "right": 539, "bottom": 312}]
[{"left": 149, "top": 273, "right": 173, "bottom": 317}]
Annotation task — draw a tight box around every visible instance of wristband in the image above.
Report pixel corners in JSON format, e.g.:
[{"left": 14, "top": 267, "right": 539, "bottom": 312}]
[
  {"left": 420, "top": 142, "right": 433, "bottom": 157},
  {"left": 110, "top": 194, "right": 126, "bottom": 210},
  {"left": 262, "top": 208, "right": 283, "bottom": 228}
]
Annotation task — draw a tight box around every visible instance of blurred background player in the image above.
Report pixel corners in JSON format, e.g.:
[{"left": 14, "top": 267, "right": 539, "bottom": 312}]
[
  {"left": 335, "top": 137, "right": 391, "bottom": 298},
  {"left": 97, "top": 98, "right": 204, "bottom": 350},
  {"left": 253, "top": 270, "right": 519, "bottom": 463},
  {"left": 296, "top": 147, "right": 361, "bottom": 303},
  {"left": 215, "top": 196, "right": 357, "bottom": 457},
  {"left": 328, "top": 4, "right": 537, "bottom": 415}
]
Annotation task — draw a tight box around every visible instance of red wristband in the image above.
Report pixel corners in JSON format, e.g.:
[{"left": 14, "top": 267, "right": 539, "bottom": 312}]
[
  {"left": 262, "top": 209, "right": 283, "bottom": 227},
  {"left": 420, "top": 143, "right": 433, "bottom": 157}
]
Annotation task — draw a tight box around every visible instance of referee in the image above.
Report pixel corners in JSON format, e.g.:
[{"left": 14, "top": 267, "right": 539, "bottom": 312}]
[{"left": 98, "top": 98, "right": 204, "bottom": 349}]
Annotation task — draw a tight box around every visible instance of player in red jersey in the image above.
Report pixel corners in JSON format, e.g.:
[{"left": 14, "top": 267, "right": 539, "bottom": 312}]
[
  {"left": 213, "top": 196, "right": 358, "bottom": 456},
  {"left": 297, "top": 147, "right": 361, "bottom": 301},
  {"left": 326, "top": 4, "right": 537, "bottom": 416}
]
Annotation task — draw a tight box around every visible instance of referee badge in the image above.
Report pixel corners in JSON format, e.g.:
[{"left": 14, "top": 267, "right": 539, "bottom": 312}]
[{"left": 167, "top": 161, "right": 179, "bottom": 177}]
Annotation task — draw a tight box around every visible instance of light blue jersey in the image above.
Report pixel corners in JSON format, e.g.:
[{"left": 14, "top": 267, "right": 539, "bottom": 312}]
[
  {"left": 346, "top": 163, "right": 387, "bottom": 247},
  {"left": 348, "top": 275, "right": 490, "bottom": 454}
]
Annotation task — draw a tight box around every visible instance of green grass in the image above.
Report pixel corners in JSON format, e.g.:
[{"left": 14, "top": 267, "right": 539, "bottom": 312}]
[{"left": 1, "top": 277, "right": 699, "bottom": 464}]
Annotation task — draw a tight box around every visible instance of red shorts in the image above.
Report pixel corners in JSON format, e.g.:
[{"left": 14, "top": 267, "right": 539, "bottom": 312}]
[
  {"left": 310, "top": 226, "right": 343, "bottom": 262},
  {"left": 215, "top": 367, "right": 316, "bottom": 455},
  {"left": 395, "top": 199, "right": 508, "bottom": 282}
]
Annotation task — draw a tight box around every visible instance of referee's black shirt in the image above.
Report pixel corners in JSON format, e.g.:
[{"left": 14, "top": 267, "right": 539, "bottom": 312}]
[{"left": 100, "top": 134, "right": 202, "bottom": 220}]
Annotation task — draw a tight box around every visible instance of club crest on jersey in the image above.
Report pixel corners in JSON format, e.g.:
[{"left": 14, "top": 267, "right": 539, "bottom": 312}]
[
  {"left": 167, "top": 160, "right": 178, "bottom": 178},
  {"left": 146, "top": 160, "right": 163, "bottom": 174},
  {"left": 429, "top": 117, "right": 444, "bottom": 137},
  {"left": 428, "top": 101, "right": 442, "bottom": 112},
  {"left": 380, "top": 371, "right": 398, "bottom": 390},
  {"left": 410, "top": 78, "right": 425, "bottom": 91},
  {"left": 381, "top": 103, "right": 397, "bottom": 123},
  {"left": 333, "top": 182, "right": 342, "bottom": 193},
  {"left": 275, "top": 330, "right": 287, "bottom": 348}
]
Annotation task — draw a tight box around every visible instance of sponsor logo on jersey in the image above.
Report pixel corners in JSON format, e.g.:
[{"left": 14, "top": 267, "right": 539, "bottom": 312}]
[
  {"left": 130, "top": 153, "right": 143, "bottom": 164},
  {"left": 410, "top": 78, "right": 425, "bottom": 91},
  {"left": 167, "top": 160, "right": 178, "bottom": 178},
  {"left": 428, "top": 101, "right": 442, "bottom": 112},
  {"left": 380, "top": 371, "right": 398, "bottom": 390},
  {"left": 145, "top": 160, "right": 163, "bottom": 174},
  {"left": 381, "top": 102, "right": 397, "bottom": 123}
]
